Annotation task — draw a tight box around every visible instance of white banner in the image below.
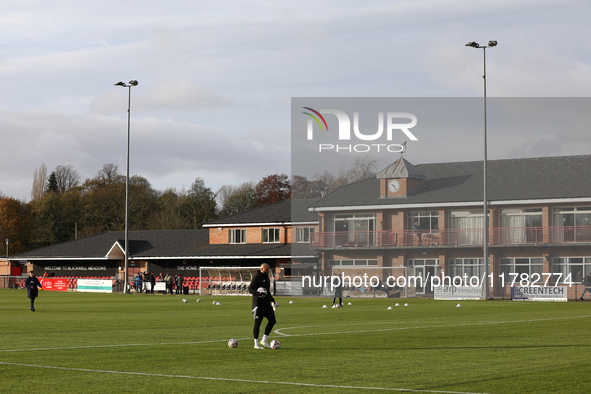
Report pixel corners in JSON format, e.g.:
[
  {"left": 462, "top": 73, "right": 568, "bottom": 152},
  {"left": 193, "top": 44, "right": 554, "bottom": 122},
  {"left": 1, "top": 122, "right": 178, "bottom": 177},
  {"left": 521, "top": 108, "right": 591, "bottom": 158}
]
[
  {"left": 511, "top": 286, "right": 567, "bottom": 302},
  {"left": 434, "top": 285, "right": 483, "bottom": 300},
  {"left": 77, "top": 279, "right": 113, "bottom": 293}
]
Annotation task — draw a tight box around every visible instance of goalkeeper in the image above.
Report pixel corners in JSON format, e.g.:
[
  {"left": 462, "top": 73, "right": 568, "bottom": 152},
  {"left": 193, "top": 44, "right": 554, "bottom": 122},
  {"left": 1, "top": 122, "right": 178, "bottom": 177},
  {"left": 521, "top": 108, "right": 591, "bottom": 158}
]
[{"left": 248, "top": 263, "right": 277, "bottom": 349}]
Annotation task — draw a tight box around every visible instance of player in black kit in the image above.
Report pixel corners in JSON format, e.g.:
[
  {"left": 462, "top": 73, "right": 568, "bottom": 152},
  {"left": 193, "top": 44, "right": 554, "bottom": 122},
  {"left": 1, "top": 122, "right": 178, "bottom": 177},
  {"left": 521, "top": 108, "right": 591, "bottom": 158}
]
[{"left": 248, "top": 263, "right": 277, "bottom": 349}]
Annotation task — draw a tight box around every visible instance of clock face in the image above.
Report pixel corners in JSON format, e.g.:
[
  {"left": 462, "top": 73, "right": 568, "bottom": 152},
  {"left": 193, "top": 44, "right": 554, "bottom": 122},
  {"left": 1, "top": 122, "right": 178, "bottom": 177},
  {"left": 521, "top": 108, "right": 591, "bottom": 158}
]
[{"left": 388, "top": 179, "right": 400, "bottom": 193}]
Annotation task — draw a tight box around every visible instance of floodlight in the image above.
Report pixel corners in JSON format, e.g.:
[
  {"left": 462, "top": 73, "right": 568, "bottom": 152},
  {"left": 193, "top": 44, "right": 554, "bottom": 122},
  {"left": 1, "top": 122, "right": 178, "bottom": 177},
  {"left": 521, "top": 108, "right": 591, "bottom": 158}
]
[{"left": 465, "top": 41, "right": 480, "bottom": 48}]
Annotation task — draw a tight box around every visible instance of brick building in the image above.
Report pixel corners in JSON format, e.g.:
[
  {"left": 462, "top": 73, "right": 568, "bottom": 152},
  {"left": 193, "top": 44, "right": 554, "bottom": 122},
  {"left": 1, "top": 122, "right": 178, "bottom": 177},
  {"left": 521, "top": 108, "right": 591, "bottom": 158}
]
[{"left": 308, "top": 155, "right": 591, "bottom": 299}]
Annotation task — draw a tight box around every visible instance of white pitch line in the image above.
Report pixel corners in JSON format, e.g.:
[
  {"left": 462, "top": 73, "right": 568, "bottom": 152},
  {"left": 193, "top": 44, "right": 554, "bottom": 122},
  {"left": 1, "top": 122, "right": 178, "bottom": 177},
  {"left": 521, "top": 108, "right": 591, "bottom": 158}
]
[
  {"left": 274, "top": 314, "right": 591, "bottom": 337},
  {"left": 2, "top": 315, "right": 590, "bottom": 353},
  {"left": 0, "top": 361, "right": 489, "bottom": 394}
]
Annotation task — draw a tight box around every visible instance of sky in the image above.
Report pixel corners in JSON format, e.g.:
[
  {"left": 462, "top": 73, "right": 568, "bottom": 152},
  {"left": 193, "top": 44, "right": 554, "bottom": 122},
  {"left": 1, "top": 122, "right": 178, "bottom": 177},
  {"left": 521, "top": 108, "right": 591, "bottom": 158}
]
[{"left": 1, "top": 0, "right": 590, "bottom": 201}]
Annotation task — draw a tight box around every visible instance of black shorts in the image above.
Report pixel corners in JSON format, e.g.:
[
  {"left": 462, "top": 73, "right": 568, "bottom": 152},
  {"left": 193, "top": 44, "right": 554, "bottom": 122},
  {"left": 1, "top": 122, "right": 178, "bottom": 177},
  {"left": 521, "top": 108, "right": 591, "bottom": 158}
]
[{"left": 252, "top": 305, "right": 275, "bottom": 322}]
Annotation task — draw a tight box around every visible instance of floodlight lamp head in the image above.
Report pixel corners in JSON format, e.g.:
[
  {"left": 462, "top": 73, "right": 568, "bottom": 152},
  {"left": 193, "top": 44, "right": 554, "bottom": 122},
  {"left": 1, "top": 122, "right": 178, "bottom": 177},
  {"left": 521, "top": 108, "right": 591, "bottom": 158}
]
[
  {"left": 128, "top": 80, "right": 138, "bottom": 86},
  {"left": 465, "top": 41, "right": 480, "bottom": 48},
  {"left": 488, "top": 40, "right": 498, "bottom": 47},
  {"left": 114, "top": 81, "right": 127, "bottom": 87}
]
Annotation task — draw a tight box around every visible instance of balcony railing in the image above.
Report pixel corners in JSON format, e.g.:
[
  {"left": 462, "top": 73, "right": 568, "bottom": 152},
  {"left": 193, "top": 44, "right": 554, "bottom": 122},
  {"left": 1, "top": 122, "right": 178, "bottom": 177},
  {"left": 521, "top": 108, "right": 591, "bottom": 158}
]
[{"left": 310, "top": 226, "right": 591, "bottom": 249}]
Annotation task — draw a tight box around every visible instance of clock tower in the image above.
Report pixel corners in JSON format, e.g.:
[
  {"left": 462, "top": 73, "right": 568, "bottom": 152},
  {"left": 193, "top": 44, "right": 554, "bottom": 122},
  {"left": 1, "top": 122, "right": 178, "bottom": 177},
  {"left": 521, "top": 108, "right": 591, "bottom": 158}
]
[{"left": 377, "top": 157, "right": 426, "bottom": 198}]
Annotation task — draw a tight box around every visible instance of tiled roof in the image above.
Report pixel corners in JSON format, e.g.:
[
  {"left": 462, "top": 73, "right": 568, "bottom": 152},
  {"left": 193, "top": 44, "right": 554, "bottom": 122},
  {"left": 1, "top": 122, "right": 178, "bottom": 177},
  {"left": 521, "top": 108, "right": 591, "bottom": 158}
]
[
  {"left": 12, "top": 229, "right": 209, "bottom": 260},
  {"left": 377, "top": 157, "right": 427, "bottom": 179},
  {"left": 310, "top": 155, "right": 591, "bottom": 209}
]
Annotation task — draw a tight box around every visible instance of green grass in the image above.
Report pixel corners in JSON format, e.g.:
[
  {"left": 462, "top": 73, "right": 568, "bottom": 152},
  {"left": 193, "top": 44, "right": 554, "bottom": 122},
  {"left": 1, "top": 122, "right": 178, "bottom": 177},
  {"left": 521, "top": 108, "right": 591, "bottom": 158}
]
[{"left": 1, "top": 289, "right": 591, "bottom": 393}]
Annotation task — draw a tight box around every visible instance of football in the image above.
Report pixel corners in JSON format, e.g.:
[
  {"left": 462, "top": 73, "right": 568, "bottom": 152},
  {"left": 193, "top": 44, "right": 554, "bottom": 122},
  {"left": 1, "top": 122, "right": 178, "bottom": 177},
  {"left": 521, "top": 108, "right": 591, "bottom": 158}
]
[
  {"left": 270, "top": 339, "right": 280, "bottom": 349},
  {"left": 182, "top": 299, "right": 187, "bottom": 303},
  {"left": 196, "top": 298, "right": 201, "bottom": 303},
  {"left": 228, "top": 338, "right": 238, "bottom": 348},
  {"left": 257, "top": 287, "right": 267, "bottom": 297}
]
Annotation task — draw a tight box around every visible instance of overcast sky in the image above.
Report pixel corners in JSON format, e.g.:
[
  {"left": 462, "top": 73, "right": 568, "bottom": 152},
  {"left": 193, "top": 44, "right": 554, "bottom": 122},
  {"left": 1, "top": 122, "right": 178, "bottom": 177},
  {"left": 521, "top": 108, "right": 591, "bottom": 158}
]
[{"left": 1, "top": 1, "right": 590, "bottom": 201}]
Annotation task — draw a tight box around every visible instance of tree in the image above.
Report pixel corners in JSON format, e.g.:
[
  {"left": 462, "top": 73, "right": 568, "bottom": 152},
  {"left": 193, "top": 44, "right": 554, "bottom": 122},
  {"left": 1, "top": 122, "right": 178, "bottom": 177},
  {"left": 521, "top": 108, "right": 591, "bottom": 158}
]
[
  {"left": 96, "top": 163, "right": 120, "bottom": 181},
  {"left": 31, "top": 193, "right": 76, "bottom": 247},
  {"left": 78, "top": 173, "right": 125, "bottom": 236},
  {"left": 255, "top": 174, "right": 291, "bottom": 206},
  {"left": 180, "top": 178, "right": 217, "bottom": 228},
  {"left": 31, "top": 163, "right": 47, "bottom": 201},
  {"left": 149, "top": 188, "right": 189, "bottom": 230},
  {"left": 218, "top": 181, "right": 257, "bottom": 217},
  {"left": 312, "top": 171, "right": 336, "bottom": 196},
  {"left": 46, "top": 172, "right": 58, "bottom": 194},
  {"left": 128, "top": 175, "right": 159, "bottom": 230},
  {"left": 347, "top": 155, "right": 380, "bottom": 183},
  {"left": 54, "top": 165, "right": 80, "bottom": 194},
  {"left": 0, "top": 197, "right": 31, "bottom": 254},
  {"left": 290, "top": 175, "right": 327, "bottom": 199}
]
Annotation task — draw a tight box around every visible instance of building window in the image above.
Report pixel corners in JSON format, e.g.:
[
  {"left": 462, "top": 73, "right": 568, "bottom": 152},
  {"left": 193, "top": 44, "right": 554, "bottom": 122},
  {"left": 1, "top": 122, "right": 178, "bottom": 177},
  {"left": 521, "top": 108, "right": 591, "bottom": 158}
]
[
  {"left": 407, "top": 211, "right": 439, "bottom": 232},
  {"left": 297, "top": 227, "right": 315, "bottom": 243},
  {"left": 499, "top": 208, "right": 542, "bottom": 243},
  {"left": 499, "top": 257, "right": 543, "bottom": 281},
  {"left": 448, "top": 258, "right": 484, "bottom": 279},
  {"left": 328, "top": 259, "right": 378, "bottom": 266},
  {"left": 263, "top": 228, "right": 280, "bottom": 243},
  {"left": 552, "top": 207, "right": 591, "bottom": 242},
  {"left": 448, "top": 210, "right": 485, "bottom": 245},
  {"left": 229, "top": 229, "right": 246, "bottom": 244},
  {"left": 328, "top": 213, "right": 376, "bottom": 247},
  {"left": 552, "top": 257, "right": 591, "bottom": 284}
]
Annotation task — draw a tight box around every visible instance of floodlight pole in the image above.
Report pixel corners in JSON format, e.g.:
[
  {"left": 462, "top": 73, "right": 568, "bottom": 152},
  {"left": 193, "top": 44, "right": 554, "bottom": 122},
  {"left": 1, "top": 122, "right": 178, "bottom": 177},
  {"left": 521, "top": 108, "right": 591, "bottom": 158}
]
[
  {"left": 115, "top": 80, "right": 138, "bottom": 294},
  {"left": 466, "top": 41, "right": 497, "bottom": 300}
]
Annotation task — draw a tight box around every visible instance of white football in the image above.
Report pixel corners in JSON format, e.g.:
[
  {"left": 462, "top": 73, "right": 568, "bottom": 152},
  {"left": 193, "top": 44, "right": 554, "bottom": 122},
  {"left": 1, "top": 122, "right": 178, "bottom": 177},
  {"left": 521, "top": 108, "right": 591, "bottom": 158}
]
[
  {"left": 182, "top": 299, "right": 187, "bottom": 303},
  {"left": 257, "top": 287, "right": 267, "bottom": 297},
  {"left": 212, "top": 300, "right": 217, "bottom": 305},
  {"left": 196, "top": 298, "right": 201, "bottom": 303},
  {"left": 270, "top": 339, "right": 280, "bottom": 349},
  {"left": 228, "top": 338, "right": 238, "bottom": 348}
]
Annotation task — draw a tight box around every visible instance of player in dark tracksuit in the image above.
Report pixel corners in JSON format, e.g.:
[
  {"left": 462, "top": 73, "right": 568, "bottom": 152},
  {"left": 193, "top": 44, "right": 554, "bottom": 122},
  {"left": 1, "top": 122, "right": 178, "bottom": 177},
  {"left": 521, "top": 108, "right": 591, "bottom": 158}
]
[
  {"left": 25, "top": 272, "right": 43, "bottom": 311},
  {"left": 248, "top": 263, "right": 277, "bottom": 349}
]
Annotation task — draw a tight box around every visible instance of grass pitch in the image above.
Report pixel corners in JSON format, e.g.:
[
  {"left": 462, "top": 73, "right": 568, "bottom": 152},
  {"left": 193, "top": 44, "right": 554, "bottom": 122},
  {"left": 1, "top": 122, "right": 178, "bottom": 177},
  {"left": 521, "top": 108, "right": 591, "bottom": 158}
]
[{"left": 1, "top": 289, "right": 590, "bottom": 393}]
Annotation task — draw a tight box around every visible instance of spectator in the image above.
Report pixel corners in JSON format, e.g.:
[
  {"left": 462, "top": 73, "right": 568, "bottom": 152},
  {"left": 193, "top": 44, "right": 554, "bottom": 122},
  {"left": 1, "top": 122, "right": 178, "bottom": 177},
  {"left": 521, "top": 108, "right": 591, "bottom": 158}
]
[
  {"left": 135, "top": 273, "right": 143, "bottom": 294},
  {"left": 414, "top": 221, "right": 422, "bottom": 245},
  {"left": 149, "top": 271, "right": 156, "bottom": 294},
  {"left": 176, "top": 274, "right": 183, "bottom": 295},
  {"left": 580, "top": 273, "right": 591, "bottom": 300},
  {"left": 165, "top": 274, "right": 174, "bottom": 294}
]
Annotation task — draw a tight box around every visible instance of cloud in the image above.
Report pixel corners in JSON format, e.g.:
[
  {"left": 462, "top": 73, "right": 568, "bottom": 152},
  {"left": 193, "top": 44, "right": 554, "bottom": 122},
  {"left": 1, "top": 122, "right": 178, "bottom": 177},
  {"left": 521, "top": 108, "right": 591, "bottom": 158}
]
[{"left": 90, "top": 77, "right": 236, "bottom": 114}]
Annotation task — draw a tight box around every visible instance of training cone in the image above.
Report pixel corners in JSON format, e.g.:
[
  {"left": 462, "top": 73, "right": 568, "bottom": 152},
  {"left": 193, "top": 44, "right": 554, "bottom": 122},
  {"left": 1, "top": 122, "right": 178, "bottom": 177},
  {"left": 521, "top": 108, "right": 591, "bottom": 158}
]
[
  {"left": 348, "top": 302, "right": 352, "bottom": 305},
  {"left": 387, "top": 306, "right": 393, "bottom": 310},
  {"left": 289, "top": 300, "right": 293, "bottom": 304},
  {"left": 404, "top": 303, "right": 409, "bottom": 306},
  {"left": 322, "top": 305, "right": 327, "bottom": 308},
  {"left": 456, "top": 303, "right": 461, "bottom": 307},
  {"left": 395, "top": 303, "right": 400, "bottom": 306}
]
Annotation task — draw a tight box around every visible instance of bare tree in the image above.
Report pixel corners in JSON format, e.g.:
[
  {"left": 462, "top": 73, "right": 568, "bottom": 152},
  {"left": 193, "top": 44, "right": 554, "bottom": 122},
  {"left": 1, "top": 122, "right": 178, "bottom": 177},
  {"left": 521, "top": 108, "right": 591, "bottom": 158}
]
[
  {"left": 218, "top": 181, "right": 257, "bottom": 217},
  {"left": 347, "top": 155, "right": 380, "bottom": 183},
  {"left": 312, "top": 171, "right": 336, "bottom": 196},
  {"left": 31, "top": 163, "right": 48, "bottom": 201},
  {"left": 96, "top": 163, "right": 120, "bottom": 181},
  {"left": 54, "top": 165, "right": 81, "bottom": 195}
]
